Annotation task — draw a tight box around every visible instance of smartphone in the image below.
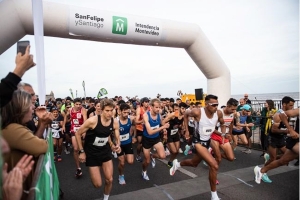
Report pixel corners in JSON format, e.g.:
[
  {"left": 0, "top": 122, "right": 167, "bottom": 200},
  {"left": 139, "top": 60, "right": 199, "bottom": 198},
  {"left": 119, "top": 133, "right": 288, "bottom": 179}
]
[{"left": 17, "top": 41, "right": 30, "bottom": 55}]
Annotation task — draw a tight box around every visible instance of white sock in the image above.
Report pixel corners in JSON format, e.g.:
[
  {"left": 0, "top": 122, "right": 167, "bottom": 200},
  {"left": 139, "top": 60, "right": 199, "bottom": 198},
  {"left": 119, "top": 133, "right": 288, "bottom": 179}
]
[
  {"left": 103, "top": 194, "right": 110, "bottom": 200},
  {"left": 143, "top": 171, "right": 147, "bottom": 174},
  {"left": 211, "top": 191, "right": 218, "bottom": 199}
]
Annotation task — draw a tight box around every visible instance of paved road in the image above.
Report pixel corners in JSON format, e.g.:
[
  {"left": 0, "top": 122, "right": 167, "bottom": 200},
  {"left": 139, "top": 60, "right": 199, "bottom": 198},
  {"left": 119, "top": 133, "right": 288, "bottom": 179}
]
[{"left": 55, "top": 144, "right": 299, "bottom": 200}]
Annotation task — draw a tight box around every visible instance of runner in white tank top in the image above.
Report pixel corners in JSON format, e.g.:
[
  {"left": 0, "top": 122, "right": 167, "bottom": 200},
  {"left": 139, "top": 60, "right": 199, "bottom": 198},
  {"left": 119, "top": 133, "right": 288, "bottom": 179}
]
[{"left": 169, "top": 94, "right": 225, "bottom": 200}]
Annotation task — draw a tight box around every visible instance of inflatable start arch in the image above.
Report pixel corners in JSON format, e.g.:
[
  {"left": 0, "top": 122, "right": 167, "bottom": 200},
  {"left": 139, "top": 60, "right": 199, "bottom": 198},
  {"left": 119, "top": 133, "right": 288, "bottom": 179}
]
[{"left": 0, "top": 0, "right": 230, "bottom": 105}]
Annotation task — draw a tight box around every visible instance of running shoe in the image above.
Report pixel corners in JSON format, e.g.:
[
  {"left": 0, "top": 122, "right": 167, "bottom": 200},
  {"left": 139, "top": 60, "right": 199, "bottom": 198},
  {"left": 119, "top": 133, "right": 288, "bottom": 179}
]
[
  {"left": 178, "top": 148, "right": 183, "bottom": 153},
  {"left": 136, "top": 155, "right": 143, "bottom": 162},
  {"left": 64, "top": 148, "right": 70, "bottom": 155},
  {"left": 244, "top": 149, "right": 251, "bottom": 154},
  {"left": 57, "top": 155, "right": 62, "bottom": 162},
  {"left": 112, "top": 151, "right": 118, "bottom": 158},
  {"left": 295, "top": 160, "right": 299, "bottom": 166},
  {"left": 254, "top": 166, "right": 262, "bottom": 184},
  {"left": 165, "top": 148, "right": 170, "bottom": 156},
  {"left": 150, "top": 153, "right": 156, "bottom": 168},
  {"left": 241, "top": 148, "right": 248, "bottom": 152},
  {"left": 119, "top": 175, "right": 126, "bottom": 185},
  {"left": 167, "top": 161, "right": 173, "bottom": 168},
  {"left": 264, "top": 153, "right": 270, "bottom": 163},
  {"left": 170, "top": 159, "right": 179, "bottom": 176},
  {"left": 75, "top": 168, "right": 82, "bottom": 178},
  {"left": 184, "top": 145, "right": 190, "bottom": 156},
  {"left": 142, "top": 171, "right": 149, "bottom": 181},
  {"left": 262, "top": 173, "right": 272, "bottom": 183}
]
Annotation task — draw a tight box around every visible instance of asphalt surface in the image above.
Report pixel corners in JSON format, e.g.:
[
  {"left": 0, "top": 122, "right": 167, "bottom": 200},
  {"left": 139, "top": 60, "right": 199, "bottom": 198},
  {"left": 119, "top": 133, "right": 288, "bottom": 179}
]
[{"left": 55, "top": 143, "right": 299, "bottom": 200}]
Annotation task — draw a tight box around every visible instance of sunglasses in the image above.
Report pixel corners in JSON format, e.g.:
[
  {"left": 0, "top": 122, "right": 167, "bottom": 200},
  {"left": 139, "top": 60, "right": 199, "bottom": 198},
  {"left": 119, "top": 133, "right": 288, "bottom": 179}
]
[
  {"left": 245, "top": 110, "right": 251, "bottom": 112},
  {"left": 244, "top": 96, "right": 248, "bottom": 98},
  {"left": 208, "top": 103, "right": 219, "bottom": 107}
]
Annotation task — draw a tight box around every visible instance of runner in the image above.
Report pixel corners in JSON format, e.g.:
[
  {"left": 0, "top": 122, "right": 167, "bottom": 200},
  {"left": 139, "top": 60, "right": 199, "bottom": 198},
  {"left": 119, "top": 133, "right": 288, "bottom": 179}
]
[
  {"left": 169, "top": 94, "right": 225, "bottom": 200},
  {"left": 135, "top": 97, "right": 150, "bottom": 162},
  {"left": 254, "top": 108, "right": 299, "bottom": 184},
  {"left": 116, "top": 103, "right": 137, "bottom": 185},
  {"left": 162, "top": 102, "right": 186, "bottom": 167},
  {"left": 141, "top": 98, "right": 170, "bottom": 180},
  {"left": 62, "top": 98, "right": 87, "bottom": 178},
  {"left": 210, "top": 98, "right": 238, "bottom": 184},
  {"left": 75, "top": 98, "right": 121, "bottom": 200}
]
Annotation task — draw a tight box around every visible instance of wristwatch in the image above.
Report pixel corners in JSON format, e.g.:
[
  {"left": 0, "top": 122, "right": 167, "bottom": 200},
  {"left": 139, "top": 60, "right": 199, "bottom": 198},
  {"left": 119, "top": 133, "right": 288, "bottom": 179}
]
[
  {"left": 78, "top": 149, "right": 85, "bottom": 154},
  {"left": 221, "top": 133, "right": 226, "bottom": 137}
]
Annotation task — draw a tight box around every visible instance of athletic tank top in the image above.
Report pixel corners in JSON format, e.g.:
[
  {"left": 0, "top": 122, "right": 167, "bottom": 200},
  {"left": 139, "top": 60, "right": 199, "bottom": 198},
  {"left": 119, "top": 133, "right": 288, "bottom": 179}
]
[
  {"left": 193, "top": 107, "right": 218, "bottom": 141},
  {"left": 136, "top": 107, "right": 150, "bottom": 131},
  {"left": 143, "top": 111, "right": 161, "bottom": 138},
  {"left": 84, "top": 116, "right": 113, "bottom": 154},
  {"left": 119, "top": 117, "right": 132, "bottom": 145},
  {"left": 70, "top": 108, "right": 84, "bottom": 133},
  {"left": 167, "top": 116, "right": 183, "bottom": 136},
  {"left": 217, "top": 109, "right": 234, "bottom": 133}
]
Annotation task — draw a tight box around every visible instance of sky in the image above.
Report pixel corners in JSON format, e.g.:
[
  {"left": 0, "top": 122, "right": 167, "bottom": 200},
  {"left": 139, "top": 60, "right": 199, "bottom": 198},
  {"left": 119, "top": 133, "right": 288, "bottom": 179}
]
[{"left": 0, "top": 0, "right": 299, "bottom": 100}]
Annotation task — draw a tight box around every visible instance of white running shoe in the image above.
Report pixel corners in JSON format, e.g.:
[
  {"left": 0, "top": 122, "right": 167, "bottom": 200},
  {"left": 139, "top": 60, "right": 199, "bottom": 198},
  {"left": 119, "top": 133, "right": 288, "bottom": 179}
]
[
  {"left": 165, "top": 148, "right": 170, "bottom": 156},
  {"left": 264, "top": 153, "right": 270, "bottom": 163},
  {"left": 150, "top": 153, "right": 156, "bottom": 168},
  {"left": 170, "top": 159, "right": 179, "bottom": 176},
  {"left": 178, "top": 148, "right": 183, "bottom": 153},
  {"left": 142, "top": 171, "right": 149, "bottom": 181},
  {"left": 112, "top": 151, "right": 118, "bottom": 158},
  {"left": 254, "top": 166, "right": 262, "bottom": 184}
]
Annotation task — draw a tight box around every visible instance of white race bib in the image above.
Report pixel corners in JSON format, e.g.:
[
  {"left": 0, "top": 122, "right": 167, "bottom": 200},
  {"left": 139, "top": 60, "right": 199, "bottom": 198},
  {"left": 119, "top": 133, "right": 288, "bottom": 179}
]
[
  {"left": 120, "top": 133, "right": 130, "bottom": 141},
  {"left": 151, "top": 125, "right": 159, "bottom": 130},
  {"left": 76, "top": 113, "right": 81, "bottom": 119},
  {"left": 93, "top": 137, "right": 108, "bottom": 147},
  {"left": 52, "top": 129, "right": 60, "bottom": 138},
  {"left": 202, "top": 127, "right": 214, "bottom": 136},
  {"left": 73, "top": 119, "right": 79, "bottom": 125},
  {"left": 73, "top": 127, "right": 80, "bottom": 133},
  {"left": 170, "top": 128, "right": 178, "bottom": 135}
]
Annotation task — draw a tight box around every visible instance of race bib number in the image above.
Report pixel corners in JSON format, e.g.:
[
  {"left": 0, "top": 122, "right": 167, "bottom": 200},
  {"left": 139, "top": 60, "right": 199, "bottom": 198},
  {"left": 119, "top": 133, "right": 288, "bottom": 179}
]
[
  {"left": 52, "top": 130, "right": 60, "bottom": 138},
  {"left": 151, "top": 125, "right": 159, "bottom": 130},
  {"left": 170, "top": 128, "right": 178, "bottom": 135},
  {"left": 93, "top": 137, "right": 108, "bottom": 147},
  {"left": 77, "top": 113, "right": 81, "bottom": 119},
  {"left": 120, "top": 133, "right": 130, "bottom": 141},
  {"left": 73, "top": 127, "right": 80, "bottom": 133},
  {"left": 202, "top": 127, "right": 214, "bottom": 136},
  {"left": 73, "top": 119, "right": 79, "bottom": 125}
]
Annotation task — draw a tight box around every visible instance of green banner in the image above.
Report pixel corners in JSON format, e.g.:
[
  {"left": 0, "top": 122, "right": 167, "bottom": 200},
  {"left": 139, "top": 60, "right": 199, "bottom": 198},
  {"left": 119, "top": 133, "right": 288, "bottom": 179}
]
[
  {"left": 35, "top": 130, "right": 60, "bottom": 200},
  {"left": 97, "top": 88, "right": 108, "bottom": 98}
]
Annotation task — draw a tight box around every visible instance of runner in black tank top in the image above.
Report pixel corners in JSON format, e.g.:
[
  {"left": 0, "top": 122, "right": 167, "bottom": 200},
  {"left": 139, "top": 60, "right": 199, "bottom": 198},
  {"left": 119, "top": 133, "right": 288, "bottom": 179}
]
[{"left": 74, "top": 99, "right": 121, "bottom": 200}]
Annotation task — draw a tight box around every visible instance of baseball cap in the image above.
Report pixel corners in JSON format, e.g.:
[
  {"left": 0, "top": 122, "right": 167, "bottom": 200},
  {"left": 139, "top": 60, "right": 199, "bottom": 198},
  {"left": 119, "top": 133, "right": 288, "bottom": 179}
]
[{"left": 242, "top": 104, "right": 251, "bottom": 111}]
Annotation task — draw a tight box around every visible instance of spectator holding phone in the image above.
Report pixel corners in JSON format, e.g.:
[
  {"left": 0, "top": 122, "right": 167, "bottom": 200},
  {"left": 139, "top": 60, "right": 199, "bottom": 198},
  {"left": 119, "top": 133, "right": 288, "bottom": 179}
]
[{"left": 0, "top": 45, "right": 35, "bottom": 108}]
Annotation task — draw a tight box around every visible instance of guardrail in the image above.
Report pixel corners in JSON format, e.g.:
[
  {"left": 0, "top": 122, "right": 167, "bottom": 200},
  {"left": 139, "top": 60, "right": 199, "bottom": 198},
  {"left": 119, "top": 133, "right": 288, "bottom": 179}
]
[{"left": 250, "top": 99, "right": 299, "bottom": 112}]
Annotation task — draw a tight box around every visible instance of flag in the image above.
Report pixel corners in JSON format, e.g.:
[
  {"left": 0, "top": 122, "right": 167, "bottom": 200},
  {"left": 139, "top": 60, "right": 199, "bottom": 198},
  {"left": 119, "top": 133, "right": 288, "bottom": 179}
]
[
  {"left": 82, "top": 81, "right": 86, "bottom": 98},
  {"left": 35, "top": 130, "right": 60, "bottom": 200},
  {"left": 97, "top": 88, "right": 108, "bottom": 98},
  {"left": 69, "top": 88, "right": 74, "bottom": 99}
]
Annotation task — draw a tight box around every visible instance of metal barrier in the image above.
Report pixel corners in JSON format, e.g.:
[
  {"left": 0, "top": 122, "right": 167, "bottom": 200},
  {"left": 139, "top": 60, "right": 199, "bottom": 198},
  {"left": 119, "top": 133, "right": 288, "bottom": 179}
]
[
  {"left": 27, "top": 129, "right": 49, "bottom": 200},
  {"left": 27, "top": 153, "right": 45, "bottom": 200},
  {"left": 250, "top": 99, "right": 299, "bottom": 112}
]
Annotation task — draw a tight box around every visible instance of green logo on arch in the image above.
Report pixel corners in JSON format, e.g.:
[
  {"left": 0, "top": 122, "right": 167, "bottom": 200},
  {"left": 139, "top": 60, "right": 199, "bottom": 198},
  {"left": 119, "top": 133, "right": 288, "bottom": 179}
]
[{"left": 112, "top": 16, "right": 127, "bottom": 35}]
